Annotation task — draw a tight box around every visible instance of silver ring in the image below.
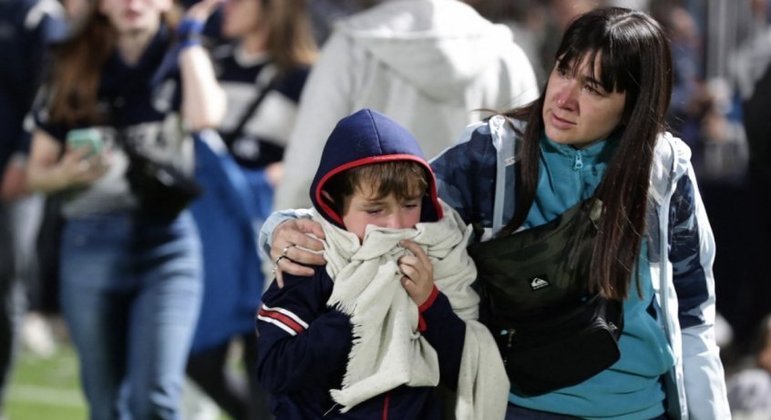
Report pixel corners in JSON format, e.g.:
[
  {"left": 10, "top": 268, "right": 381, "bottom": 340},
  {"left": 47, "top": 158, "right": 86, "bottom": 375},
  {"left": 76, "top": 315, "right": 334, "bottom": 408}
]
[
  {"left": 281, "top": 244, "right": 295, "bottom": 257},
  {"left": 274, "top": 255, "right": 289, "bottom": 266}
]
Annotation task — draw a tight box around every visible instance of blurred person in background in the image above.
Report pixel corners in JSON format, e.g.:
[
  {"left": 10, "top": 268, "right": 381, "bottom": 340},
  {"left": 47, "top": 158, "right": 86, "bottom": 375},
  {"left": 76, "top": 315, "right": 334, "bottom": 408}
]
[
  {"left": 0, "top": 0, "right": 67, "bottom": 416},
  {"left": 466, "top": 0, "right": 550, "bottom": 84},
  {"left": 272, "top": 0, "right": 539, "bottom": 211},
  {"left": 185, "top": 0, "right": 316, "bottom": 418},
  {"left": 727, "top": 314, "right": 771, "bottom": 419},
  {"left": 652, "top": 4, "right": 708, "bottom": 153},
  {"left": 306, "top": 0, "right": 373, "bottom": 45},
  {"left": 736, "top": 29, "right": 771, "bottom": 357},
  {"left": 536, "top": 0, "right": 600, "bottom": 81},
  {"left": 697, "top": 0, "right": 771, "bottom": 351},
  {"left": 24, "top": 0, "right": 225, "bottom": 418},
  {"left": 212, "top": 0, "right": 315, "bottom": 199}
]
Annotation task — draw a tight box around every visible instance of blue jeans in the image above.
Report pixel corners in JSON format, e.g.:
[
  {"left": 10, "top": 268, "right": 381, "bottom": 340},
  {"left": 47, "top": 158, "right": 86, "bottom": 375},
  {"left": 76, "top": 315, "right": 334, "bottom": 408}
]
[
  {"left": 59, "top": 211, "right": 202, "bottom": 420},
  {"left": 0, "top": 202, "right": 17, "bottom": 415}
]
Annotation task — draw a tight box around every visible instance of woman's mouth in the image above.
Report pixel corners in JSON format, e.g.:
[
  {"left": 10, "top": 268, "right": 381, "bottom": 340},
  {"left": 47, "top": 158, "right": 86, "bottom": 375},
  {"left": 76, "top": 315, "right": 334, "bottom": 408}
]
[{"left": 548, "top": 111, "right": 575, "bottom": 129}]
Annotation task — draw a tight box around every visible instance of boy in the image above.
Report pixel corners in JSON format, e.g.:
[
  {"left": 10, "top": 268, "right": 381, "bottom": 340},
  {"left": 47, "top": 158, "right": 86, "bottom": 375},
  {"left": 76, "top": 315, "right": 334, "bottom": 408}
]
[{"left": 255, "top": 109, "right": 507, "bottom": 419}]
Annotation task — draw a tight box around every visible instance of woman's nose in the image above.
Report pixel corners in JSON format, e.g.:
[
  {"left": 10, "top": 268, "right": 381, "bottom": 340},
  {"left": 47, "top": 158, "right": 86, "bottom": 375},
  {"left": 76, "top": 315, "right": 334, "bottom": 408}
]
[{"left": 555, "top": 83, "right": 578, "bottom": 110}]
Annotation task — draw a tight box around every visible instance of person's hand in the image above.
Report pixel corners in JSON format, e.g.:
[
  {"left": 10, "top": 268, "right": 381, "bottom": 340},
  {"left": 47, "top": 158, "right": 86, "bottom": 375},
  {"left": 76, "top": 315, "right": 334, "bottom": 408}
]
[
  {"left": 184, "top": 0, "right": 223, "bottom": 22},
  {"left": 398, "top": 240, "right": 435, "bottom": 306},
  {"left": 58, "top": 147, "right": 110, "bottom": 188},
  {"left": 270, "top": 218, "right": 326, "bottom": 287},
  {"left": 265, "top": 162, "right": 283, "bottom": 188},
  {"left": 1, "top": 155, "right": 28, "bottom": 201}
]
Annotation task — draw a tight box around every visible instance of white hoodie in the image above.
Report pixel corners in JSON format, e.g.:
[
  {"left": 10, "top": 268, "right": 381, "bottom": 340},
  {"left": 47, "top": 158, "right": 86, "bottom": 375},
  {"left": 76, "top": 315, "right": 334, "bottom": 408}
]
[{"left": 273, "top": 0, "right": 539, "bottom": 210}]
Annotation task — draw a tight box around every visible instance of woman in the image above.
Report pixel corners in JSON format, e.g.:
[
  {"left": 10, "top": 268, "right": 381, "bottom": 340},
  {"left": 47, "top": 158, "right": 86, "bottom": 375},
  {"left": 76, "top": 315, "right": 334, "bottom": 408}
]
[
  {"left": 264, "top": 7, "right": 729, "bottom": 419},
  {"left": 25, "top": 0, "right": 225, "bottom": 418},
  {"left": 186, "top": 0, "right": 316, "bottom": 418}
]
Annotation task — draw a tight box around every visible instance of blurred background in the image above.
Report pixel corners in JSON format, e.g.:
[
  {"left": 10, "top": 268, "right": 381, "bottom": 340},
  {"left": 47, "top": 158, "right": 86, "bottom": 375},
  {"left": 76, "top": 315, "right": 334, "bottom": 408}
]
[{"left": 2, "top": 0, "right": 770, "bottom": 418}]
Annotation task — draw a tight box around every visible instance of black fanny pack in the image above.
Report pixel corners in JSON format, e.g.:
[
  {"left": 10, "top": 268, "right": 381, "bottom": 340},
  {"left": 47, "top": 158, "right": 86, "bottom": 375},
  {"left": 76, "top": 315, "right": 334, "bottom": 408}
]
[
  {"left": 124, "top": 141, "right": 202, "bottom": 220},
  {"left": 467, "top": 198, "right": 623, "bottom": 396},
  {"left": 112, "top": 106, "right": 202, "bottom": 220}
]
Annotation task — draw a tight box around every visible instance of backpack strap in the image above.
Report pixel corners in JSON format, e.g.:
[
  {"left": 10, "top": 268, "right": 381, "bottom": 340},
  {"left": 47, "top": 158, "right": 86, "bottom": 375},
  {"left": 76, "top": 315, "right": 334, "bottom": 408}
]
[{"left": 223, "top": 64, "right": 281, "bottom": 143}]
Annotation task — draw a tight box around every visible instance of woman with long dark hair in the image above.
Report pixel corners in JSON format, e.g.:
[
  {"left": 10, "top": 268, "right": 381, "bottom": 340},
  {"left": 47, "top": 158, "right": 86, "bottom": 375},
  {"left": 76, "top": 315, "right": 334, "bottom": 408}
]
[
  {"left": 25, "top": 0, "right": 225, "bottom": 417},
  {"left": 264, "top": 7, "right": 729, "bottom": 419}
]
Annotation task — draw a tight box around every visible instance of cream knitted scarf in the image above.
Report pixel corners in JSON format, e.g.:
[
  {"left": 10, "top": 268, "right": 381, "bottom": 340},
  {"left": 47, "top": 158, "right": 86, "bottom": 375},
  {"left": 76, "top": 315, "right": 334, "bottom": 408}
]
[{"left": 313, "top": 201, "right": 509, "bottom": 418}]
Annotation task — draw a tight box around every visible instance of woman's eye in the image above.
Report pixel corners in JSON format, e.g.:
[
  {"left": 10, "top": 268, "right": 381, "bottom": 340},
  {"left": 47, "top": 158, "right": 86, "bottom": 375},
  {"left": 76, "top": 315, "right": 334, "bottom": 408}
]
[
  {"left": 584, "top": 84, "right": 602, "bottom": 95},
  {"left": 365, "top": 208, "right": 382, "bottom": 215}
]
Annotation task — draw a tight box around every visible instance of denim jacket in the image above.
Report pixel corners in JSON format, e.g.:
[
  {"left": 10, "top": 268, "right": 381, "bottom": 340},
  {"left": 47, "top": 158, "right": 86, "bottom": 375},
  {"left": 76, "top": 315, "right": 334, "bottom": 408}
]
[{"left": 430, "top": 115, "right": 730, "bottom": 419}]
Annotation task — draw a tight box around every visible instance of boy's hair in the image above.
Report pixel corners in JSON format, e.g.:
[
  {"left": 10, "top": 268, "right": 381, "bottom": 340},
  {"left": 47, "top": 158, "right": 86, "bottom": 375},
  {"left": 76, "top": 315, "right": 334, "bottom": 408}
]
[{"left": 322, "top": 161, "right": 429, "bottom": 215}]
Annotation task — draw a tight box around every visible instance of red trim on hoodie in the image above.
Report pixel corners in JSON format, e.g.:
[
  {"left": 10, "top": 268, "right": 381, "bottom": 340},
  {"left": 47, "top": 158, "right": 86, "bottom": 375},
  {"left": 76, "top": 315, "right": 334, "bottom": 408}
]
[
  {"left": 417, "top": 285, "right": 440, "bottom": 332},
  {"left": 382, "top": 392, "right": 391, "bottom": 420},
  {"left": 314, "top": 154, "right": 444, "bottom": 226}
]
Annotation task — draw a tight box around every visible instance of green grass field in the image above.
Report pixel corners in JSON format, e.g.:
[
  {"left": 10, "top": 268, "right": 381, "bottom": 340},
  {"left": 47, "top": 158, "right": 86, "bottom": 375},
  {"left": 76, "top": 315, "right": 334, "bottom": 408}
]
[
  {"left": 6, "top": 343, "right": 87, "bottom": 420},
  {"left": 5, "top": 324, "right": 229, "bottom": 420}
]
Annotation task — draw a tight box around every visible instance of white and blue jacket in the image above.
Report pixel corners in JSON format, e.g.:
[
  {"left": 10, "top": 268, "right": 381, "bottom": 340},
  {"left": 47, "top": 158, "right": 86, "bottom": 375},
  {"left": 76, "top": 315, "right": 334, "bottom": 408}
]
[
  {"left": 430, "top": 115, "right": 730, "bottom": 419},
  {"left": 259, "top": 114, "right": 730, "bottom": 418}
]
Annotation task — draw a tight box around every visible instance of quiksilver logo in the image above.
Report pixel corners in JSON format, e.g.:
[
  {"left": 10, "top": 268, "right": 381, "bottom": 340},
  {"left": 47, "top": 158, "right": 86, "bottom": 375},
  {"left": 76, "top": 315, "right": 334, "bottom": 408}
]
[{"left": 530, "top": 277, "right": 550, "bottom": 291}]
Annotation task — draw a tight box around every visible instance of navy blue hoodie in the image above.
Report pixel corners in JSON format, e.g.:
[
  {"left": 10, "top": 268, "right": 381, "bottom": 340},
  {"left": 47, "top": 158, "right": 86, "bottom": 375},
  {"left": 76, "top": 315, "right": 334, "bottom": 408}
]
[{"left": 256, "top": 109, "right": 467, "bottom": 419}]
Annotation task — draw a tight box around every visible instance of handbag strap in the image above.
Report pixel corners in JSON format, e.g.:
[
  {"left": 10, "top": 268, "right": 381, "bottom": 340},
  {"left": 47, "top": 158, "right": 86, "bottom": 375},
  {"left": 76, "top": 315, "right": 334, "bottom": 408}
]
[{"left": 224, "top": 64, "right": 282, "bottom": 142}]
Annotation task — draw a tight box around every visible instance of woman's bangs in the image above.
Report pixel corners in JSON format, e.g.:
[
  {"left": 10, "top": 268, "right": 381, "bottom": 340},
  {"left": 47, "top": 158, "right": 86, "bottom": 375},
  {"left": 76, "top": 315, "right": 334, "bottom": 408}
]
[{"left": 558, "top": 48, "right": 623, "bottom": 94}]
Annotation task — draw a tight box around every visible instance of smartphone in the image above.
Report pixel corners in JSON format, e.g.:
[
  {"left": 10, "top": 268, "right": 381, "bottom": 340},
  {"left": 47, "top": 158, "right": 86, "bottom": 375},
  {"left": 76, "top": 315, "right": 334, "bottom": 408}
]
[{"left": 66, "top": 128, "right": 103, "bottom": 157}]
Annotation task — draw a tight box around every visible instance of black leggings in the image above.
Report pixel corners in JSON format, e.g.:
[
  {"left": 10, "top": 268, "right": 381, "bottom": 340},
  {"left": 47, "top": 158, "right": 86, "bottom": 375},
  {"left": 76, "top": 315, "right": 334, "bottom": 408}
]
[{"left": 186, "top": 333, "right": 272, "bottom": 420}]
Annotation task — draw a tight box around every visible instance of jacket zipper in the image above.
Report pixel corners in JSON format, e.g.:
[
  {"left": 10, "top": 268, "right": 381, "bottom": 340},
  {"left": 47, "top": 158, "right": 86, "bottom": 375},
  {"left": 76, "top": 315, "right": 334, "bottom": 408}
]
[
  {"left": 502, "top": 328, "right": 516, "bottom": 365},
  {"left": 573, "top": 150, "right": 584, "bottom": 170},
  {"left": 323, "top": 403, "right": 339, "bottom": 417}
]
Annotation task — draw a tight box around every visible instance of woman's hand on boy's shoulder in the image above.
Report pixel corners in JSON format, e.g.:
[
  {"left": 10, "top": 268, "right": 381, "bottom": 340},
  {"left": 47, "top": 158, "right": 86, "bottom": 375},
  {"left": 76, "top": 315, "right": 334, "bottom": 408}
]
[
  {"left": 398, "top": 240, "right": 435, "bottom": 306},
  {"left": 271, "top": 218, "right": 327, "bottom": 287}
]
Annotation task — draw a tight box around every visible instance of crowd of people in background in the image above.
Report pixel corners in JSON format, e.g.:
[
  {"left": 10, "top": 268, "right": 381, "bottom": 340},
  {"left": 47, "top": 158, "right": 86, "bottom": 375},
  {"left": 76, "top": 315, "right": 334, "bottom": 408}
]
[{"left": 0, "top": 0, "right": 769, "bottom": 419}]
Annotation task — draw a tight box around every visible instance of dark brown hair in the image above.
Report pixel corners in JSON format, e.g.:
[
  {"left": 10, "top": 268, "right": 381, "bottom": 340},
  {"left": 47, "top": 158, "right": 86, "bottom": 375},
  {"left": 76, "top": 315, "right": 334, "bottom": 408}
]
[
  {"left": 261, "top": 0, "right": 317, "bottom": 73},
  {"left": 323, "top": 161, "right": 429, "bottom": 216},
  {"left": 48, "top": 2, "right": 182, "bottom": 125},
  {"left": 501, "top": 7, "right": 673, "bottom": 300}
]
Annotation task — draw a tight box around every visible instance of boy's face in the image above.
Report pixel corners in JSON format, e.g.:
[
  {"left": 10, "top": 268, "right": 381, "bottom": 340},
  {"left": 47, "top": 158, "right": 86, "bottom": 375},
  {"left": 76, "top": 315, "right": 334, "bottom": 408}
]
[{"left": 341, "top": 183, "right": 423, "bottom": 242}]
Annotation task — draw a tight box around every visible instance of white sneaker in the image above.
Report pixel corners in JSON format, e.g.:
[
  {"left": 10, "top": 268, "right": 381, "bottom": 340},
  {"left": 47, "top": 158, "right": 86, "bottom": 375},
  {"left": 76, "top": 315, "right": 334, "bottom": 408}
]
[{"left": 21, "top": 312, "right": 57, "bottom": 358}]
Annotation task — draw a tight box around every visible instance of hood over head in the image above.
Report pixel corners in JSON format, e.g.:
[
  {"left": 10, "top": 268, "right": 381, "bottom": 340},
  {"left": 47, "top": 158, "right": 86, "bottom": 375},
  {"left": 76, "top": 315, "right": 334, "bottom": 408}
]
[
  {"left": 310, "top": 108, "right": 443, "bottom": 228},
  {"left": 336, "top": 0, "right": 515, "bottom": 102}
]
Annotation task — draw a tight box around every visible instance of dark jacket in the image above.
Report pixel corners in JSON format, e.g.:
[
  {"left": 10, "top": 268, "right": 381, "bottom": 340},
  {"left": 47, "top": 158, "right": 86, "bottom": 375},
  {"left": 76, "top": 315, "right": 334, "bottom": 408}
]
[
  {"left": 256, "top": 109, "right": 466, "bottom": 419},
  {"left": 0, "top": 0, "right": 66, "bottom": 173}
]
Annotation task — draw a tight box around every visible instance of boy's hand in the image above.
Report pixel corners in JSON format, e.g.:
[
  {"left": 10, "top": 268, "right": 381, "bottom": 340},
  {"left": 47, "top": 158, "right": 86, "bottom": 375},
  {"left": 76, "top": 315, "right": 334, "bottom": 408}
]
[{"left": 398, "top": 240, "right": 434, "bottom": 306}]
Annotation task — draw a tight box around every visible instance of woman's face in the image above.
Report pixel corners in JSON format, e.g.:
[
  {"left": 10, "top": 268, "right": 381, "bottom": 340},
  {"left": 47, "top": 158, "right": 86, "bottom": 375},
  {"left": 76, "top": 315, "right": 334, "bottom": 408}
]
[
  {"left": 222, "top": 0, "right": 263, "bottom": 39},
  {"left": 99, "top": 0, "right": 171, "bottom": 35},
  {"left": 542, "top": 55, "right": 627, "bottom": 147}
]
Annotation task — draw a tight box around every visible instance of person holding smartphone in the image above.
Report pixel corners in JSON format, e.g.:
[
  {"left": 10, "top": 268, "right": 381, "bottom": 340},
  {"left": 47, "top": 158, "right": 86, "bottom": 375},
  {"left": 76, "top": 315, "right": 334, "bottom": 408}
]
[{"left": 24, "top": 0, "right": 225, "bottom": 418}]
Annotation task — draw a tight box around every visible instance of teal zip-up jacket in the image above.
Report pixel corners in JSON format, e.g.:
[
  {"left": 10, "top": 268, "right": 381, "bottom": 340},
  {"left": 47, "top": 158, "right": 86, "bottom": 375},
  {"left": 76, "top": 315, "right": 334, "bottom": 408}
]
[{"left": 430, "top": 115, "right": 730, "bottom": 419}]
